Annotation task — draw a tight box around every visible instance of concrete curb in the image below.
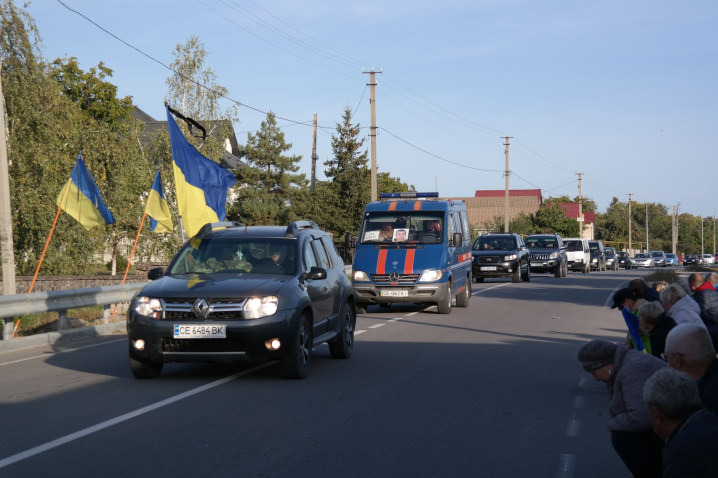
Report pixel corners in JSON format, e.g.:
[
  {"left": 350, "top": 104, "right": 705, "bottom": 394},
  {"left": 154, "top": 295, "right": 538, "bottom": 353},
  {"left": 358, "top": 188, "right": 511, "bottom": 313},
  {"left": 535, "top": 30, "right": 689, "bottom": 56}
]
[{"left": 0, "top": 321, "right": 127, "bottom": 354}]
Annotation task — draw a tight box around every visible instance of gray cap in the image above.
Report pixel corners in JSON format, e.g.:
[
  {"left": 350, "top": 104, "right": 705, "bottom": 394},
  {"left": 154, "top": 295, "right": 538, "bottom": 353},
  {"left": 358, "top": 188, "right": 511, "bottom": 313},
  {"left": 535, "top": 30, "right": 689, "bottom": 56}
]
[{"left": 577, "top": 339, "right": 617, "bottom": 373}]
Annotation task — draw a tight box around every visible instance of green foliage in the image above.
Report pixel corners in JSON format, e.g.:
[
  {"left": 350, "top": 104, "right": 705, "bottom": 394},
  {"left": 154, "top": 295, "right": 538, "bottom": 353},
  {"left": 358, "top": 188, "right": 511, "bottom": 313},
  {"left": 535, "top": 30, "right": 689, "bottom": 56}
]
[
  {"left": 533, "top": 204, "right": 579, "bottom": 237},
  {"left": 377, "top": 172, "right": 415, "bottom": 194},
  {"left": 107, "top": 254, "right": 128, "bottom": 273},
  {"left": 228, "top": 112, "right": 308, "bottom": 225},
  {"left": 509, "top": 212, "right": 536, "bottom": 236}
]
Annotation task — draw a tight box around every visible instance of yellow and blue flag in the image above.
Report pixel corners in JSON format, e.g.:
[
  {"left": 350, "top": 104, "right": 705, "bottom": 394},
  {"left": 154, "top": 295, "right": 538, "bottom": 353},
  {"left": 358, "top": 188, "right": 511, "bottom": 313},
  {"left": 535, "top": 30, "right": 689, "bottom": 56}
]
[
  {"left": 166, "top": 105, "right": 236, "bottom": 238},
  {"left": 146, "top": 170, "right": 173, "bottom": 233},
  {"left": 56, "top": 153, "right": 115, "bottom": 230}
]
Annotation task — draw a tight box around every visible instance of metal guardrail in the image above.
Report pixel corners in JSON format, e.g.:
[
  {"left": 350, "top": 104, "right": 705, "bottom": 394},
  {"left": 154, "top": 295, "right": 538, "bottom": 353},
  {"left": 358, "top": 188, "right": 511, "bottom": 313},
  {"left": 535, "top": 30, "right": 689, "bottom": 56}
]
[{"left": 1, "top": 282, "right": 147, "bottom": 339}]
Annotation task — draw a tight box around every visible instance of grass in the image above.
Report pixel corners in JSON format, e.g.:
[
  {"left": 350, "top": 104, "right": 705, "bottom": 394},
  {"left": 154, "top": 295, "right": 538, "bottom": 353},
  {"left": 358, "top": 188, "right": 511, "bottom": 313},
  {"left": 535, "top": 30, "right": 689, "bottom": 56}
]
[
  {"left": 643, "top": 270, "right": 681, "bottom": 284},
  {"left": 12, "top": 306, "right": 106, "bottom": 337}
]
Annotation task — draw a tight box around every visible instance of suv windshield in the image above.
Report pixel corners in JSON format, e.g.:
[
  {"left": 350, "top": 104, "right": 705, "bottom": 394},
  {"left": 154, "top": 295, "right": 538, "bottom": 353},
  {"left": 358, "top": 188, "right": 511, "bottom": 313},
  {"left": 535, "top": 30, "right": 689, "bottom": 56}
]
[
  {"left": 605, "top": 248, "right": 615, "bottom": 256},
  {"left": 589, "top": 242, "right": 600, "bottom": 253},
  {"left": 526, "top": 237, "right": 558, "bottom": 249},
  {"left": 168, "top": 237, "right": 297, "bottom": 275},
  {"left": 564, "top": 240, "right": 584, "bottom": 252},
  {"left": 360, "top": 211, "right": 444, "bottom": 244},
  {"left": 652, "top": 252, "right": 663, "bottom": 257},
  {"left": 473, "top": 236, "right": 516, "bottom": 251}
]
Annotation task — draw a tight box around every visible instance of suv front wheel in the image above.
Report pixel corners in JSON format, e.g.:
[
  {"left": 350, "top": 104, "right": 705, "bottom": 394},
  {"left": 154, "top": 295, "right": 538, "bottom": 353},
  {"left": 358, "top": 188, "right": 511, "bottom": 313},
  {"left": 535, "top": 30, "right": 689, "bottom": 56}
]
[
  {"left": 329, "top": 303, "right": 355, "bottom": 359},
  {"left": 281, "top": 315, "right": 312, "bottom": 379}
]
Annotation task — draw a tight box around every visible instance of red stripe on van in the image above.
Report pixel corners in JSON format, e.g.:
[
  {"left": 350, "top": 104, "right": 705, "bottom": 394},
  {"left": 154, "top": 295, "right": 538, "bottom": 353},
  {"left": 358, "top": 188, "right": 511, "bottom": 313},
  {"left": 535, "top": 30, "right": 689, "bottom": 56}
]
[
  {"left": 405, "top": 249, "right": 415, "bottom": 274},
  {"left": 413, "top": 201, "right": 422, "bottom": 210},
  {"left": 388, "top": 202, "right": 397, "bottom": 211},
  {"left": 377, "top": 249, "right": 388, "bottom": 274}
]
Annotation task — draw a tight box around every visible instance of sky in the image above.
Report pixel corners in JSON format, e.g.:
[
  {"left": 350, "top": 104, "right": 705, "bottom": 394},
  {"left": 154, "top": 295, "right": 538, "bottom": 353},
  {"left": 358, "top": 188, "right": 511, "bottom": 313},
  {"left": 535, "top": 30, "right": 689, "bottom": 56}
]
[{"left": 28, "top": 0, "right": 718, "bottom": 215}]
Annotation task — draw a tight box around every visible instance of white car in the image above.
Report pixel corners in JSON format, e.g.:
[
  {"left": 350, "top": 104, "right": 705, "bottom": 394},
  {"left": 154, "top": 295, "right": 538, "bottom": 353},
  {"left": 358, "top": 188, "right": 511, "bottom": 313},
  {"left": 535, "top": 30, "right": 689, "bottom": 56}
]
[
  {"left": 633, "top": 253, "right": 655, "bottom": 268},
  {"left": 702, "top": 254, "right": 715, "bottom": 265}
]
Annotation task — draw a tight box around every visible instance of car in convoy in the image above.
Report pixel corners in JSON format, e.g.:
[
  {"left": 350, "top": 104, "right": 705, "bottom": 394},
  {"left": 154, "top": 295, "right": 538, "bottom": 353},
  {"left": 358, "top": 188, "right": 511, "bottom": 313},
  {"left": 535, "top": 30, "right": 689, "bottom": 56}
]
[
  {"left": 665, "top": 253, "right": 679, "bottom": 266},
  {"left": 702, "top": 254, "right": 716, "bottom": 265},
  {"left": 650, "top": 250, "right": 667, "bottom": 267},
  {"left": 525, "top": 233, "right": 568, "bottom": 278},
  {"left": 604, "top": 247, "right": 619, "bottom": 271},
  {"left": 471, "top": 233, "right": 530, "bottom": 283},
  {"left": 351, "top": 192, "right": 472, "bottom": 315},
  {"left": 127, "top": 221, "right": 356, "bottom": 380},
  {"left": 684, "top": 254, "right": 700, "bottom": 266},
  {"left": 633, "top": 252, "right": 655, "bottom": 268},
  {"left": 589, "top": 241, "right": 606, "bottom": 271},
  {"left": 617, "top": 251, "right": 632, "bottom": 269},
  {"left": 562, "top": 237, "right": 590, "bottom": 273}
]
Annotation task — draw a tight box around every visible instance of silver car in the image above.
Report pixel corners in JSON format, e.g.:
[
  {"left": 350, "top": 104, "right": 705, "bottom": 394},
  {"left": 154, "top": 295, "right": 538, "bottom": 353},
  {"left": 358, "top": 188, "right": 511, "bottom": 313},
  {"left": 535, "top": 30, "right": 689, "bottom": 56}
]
[
  {"left": 633, "top": 253, "right": 655, "bottom": 268},
  {"left": 650, "top": 250, "right": 667, "bottom": 268}
]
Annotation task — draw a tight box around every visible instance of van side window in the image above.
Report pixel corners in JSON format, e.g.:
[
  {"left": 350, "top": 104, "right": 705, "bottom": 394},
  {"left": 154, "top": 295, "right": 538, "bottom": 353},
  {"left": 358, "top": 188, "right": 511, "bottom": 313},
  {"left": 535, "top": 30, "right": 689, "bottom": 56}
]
[
  {"left": 313, "top": 239, "right": 331, "bottom": 269},
  {"left": 459, "top": 210, "right": 470, "bottom": 238},
  {"left": 447, "top": 213, "right": 454, "bottom": 236},
  {"left": 303, "top": 242, "right": 319, "bottom": 271}
]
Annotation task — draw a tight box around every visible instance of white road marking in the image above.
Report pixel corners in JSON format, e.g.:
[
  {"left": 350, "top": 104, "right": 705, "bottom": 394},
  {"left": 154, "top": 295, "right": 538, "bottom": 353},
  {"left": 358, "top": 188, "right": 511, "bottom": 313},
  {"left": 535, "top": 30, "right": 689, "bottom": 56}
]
[
  {"left": 404, "top": 312, "right": 418, "bottom": 317},
  {"left": 566, "top": 420, "right": 580, "bottom": 436},
  {"left": 354, "top": 330, "right": 367, "bottom": 335},
  {"left": 578, "top": 377, "right": 588, "bottom": 387},
  {"left": 388, "top": 319, "right": 397, "bottom": 322},
  {"left": 0, "top": 361, "right": 275, "bottom": 469},
  {"left": 472, "top": 282, "right": 513, "bottom": 295},
  {"left": 368, "top": 324, "right": 385, "bottom": 329},
  {"left": 573, "top": 396, "right": 585, "bottom": 408},
  {"left": 0, "top": 338, "right": 127, "bottom": 367},
  {"left": 556, "top": 454, "right": 575, "bottom": 478}
]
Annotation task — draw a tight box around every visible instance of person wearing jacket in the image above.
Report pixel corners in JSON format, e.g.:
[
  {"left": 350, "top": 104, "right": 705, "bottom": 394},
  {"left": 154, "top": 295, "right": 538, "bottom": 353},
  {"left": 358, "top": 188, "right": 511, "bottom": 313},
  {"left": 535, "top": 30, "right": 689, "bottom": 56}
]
[
  {"left": 630, "top": 278, "right": 661, "bottom": 303},
  {"left": 689, "top": 273, "right": 718, "bottom": 322},
  {"left": 638, "top": 301, "right": 677, "bottom": 359},
  {"left": 660, "top": 283, "right": 704, "bottom": 327},
  {"left": 577, "top": 339, "right": 667, "bottom": 478},
  {"left": 643, "top": 368, "right": 718, "bottom": 477}
]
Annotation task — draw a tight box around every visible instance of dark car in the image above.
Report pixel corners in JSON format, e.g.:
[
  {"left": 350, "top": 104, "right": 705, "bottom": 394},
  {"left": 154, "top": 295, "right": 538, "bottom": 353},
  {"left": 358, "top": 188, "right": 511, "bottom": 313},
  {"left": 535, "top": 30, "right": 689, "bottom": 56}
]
[
  {"left": 616, "top": 251, "right": 631, "bottom": 269},
  {"left": 589, "top": 241, "right": 606, "bottom": 271},
  {"left": 127, "top": 221, "right": 356, "bottom": 380},
  {"left": 525, "top": 234, "right": 568, "bottom": 278},
  {"left": 683, "top": 254, "right": 699, "bottom": 266},
  {"left": 471, "top": 233, "right": 530, "bottom": 283},
  {"left": 604, "top": 247, "right": 619, "bottom": 271}
]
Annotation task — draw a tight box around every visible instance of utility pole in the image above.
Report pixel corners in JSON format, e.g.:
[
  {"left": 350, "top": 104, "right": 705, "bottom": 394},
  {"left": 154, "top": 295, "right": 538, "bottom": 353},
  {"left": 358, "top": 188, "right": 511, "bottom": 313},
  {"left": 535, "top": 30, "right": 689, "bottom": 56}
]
[
  {"left": 713, "top": 216, "right": 716, "bottom": 256},
  {"left": 672, "top": 205, "right": 676, "bottom": 254},
  {"left": 363, "top": 68, "right": 381, "bottom": 201},
  {"left": 311, "top": 114, "right": 317, "bottom": 191},
  {"left": 627, "top": 194, "right": 632, "bottom": 255},
  {"left": 501, "top": 136, "right": 512, "bottom": 233},
  {"left": 576, "top": 172, "right": 583, "bottom": 238},
  {"left": 701, "top": 216, "right": 704, "bottom": 257},
  {"left": 0, "top": 62, "right": 17, "bottom": 340},
  {"left": 645, "top": 200, "right": 649, "bottom": 252}
]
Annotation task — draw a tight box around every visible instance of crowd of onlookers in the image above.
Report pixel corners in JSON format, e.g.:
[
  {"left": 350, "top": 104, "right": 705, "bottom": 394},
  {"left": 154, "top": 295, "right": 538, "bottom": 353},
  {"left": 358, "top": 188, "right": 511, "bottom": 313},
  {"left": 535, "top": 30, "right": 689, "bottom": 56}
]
[{"left": 577, "top": 273, "right": 718, "bottom": 477}]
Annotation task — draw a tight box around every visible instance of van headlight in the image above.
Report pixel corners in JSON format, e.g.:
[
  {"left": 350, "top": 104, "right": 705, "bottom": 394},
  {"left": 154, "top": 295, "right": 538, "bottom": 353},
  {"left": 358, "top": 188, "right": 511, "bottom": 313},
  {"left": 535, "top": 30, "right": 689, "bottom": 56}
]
[
  {"left": 244, "top": 296, "right": 279, "bottom": 319},
  {"left": 135, "top": 297, "right": 162, "bottom": 319},
  {"left": 419, "top": 270, "right": 443, "bottom": 282},
  {"left": 353, "top": 270, "right": 370, "bottom": 282},
  {"left": 549, "top": 252, "right": 559, "bottom": 259}
]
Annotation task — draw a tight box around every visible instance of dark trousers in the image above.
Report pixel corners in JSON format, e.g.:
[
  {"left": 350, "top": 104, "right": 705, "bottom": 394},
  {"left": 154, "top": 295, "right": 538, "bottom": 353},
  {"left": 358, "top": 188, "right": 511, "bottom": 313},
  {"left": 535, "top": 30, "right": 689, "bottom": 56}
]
[{"left": 611, "top": 430, "right": 664, "bottom": 478}]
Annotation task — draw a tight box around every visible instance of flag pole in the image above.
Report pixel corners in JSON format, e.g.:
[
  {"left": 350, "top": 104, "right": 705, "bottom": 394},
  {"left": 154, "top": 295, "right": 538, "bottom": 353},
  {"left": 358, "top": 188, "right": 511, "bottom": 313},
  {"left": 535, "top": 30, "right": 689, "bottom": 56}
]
[{"left": 13, "top": 183, "right": 71, "bottom": 336}]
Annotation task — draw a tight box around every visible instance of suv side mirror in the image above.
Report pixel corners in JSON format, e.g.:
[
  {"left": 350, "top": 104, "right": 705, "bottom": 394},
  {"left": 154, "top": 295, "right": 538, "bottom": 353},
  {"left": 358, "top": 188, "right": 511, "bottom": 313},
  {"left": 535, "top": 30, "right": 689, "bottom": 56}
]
[
  {"left": 304, "top": 266, "right": 327, "bottom": 281},
  {"left": 453, "top": 232, "right": 463, "bottom": 246},
  {"left": 148, "top": 267, "right": 164, "bottom": 280}
]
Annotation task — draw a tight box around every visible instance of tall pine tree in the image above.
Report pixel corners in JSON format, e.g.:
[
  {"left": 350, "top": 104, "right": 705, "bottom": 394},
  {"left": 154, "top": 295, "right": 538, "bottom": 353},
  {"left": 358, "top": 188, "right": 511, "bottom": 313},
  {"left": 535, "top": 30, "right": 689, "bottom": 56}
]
[{"left": 229, "top": 112, "right": 307, "bottom": 225}]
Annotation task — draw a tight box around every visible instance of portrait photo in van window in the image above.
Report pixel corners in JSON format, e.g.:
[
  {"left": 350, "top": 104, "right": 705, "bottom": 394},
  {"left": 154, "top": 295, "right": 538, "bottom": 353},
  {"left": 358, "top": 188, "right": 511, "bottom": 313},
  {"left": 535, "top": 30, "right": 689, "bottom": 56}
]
[{"left": 392, "top": 228, "right": 409, "bottom": 242}]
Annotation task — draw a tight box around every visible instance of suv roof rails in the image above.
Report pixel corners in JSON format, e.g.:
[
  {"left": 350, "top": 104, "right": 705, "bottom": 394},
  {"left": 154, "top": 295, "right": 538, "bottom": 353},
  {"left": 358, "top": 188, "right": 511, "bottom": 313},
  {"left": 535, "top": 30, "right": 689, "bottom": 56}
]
[
  {"left": 196, "top": 221, "right": 244, "bottom": 238},
  {"left": 286, "top": 220, "right": 320, "bottom": 238}
]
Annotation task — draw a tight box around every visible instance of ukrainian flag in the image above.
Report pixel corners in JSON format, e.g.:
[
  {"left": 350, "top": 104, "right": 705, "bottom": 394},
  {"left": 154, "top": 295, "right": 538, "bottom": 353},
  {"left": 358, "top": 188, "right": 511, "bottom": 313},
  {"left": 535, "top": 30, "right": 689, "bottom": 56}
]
[
  {"left": 56, "top": 153, "right": 115, "bottom": 230},
  {"left": 166, "top": 105, "right": 236, "bottom": 238},
  {"left": 146, "top": 170, "right": 173, "bottom": 233}
]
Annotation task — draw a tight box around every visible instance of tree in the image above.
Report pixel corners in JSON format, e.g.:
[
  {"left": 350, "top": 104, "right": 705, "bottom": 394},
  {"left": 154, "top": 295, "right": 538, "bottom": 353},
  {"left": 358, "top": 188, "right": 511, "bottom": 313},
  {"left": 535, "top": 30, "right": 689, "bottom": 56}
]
[
  {"left": 545, "top": 194, "right": 598, "bottom": 212},
  {"left": 228, "top": 112, "right": 307, "bottom": 225},
  {"left": 533, "top": 204, "right": 579, "bottom": 237},
  {"left": 377, "top": 172, "right": 414, "bottom": 194}
]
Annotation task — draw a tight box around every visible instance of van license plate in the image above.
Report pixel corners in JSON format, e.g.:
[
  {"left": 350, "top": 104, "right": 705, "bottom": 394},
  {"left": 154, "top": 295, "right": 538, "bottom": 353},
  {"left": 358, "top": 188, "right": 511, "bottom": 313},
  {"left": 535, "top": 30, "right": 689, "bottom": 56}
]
[
  {"left": 174, "top": 325, "right": 226, "bottom": 339},
  {"left": 380, "top": 290, "right": 408, "bottom": 297},
  {"left": 480, "top": 266, "right": 497, "bottom": 271}
]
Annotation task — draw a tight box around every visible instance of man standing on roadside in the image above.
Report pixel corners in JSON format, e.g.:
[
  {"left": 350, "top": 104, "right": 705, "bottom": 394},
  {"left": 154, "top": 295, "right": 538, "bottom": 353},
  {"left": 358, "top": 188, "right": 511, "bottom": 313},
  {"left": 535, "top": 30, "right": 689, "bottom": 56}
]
[
  {"left": 664, "top": 324, "right": 718, "bottom": 416},
  {"left": 643, "top": 368, "right": 718, "bottom": 477}
]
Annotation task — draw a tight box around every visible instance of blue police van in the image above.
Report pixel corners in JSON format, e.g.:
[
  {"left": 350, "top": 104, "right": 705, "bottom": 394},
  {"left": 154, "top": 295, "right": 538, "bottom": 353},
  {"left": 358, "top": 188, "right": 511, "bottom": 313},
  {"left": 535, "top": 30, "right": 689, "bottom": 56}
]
[{"left": 351, "top": 192, "right": 472, "bottom": 314}]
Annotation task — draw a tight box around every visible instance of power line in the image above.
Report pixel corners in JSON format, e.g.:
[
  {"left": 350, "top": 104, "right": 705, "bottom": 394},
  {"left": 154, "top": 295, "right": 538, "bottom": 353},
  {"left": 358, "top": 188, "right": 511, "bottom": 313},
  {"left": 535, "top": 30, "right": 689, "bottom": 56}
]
[{"left": 351, "top": 85, "right": 368, "bottom": 119}]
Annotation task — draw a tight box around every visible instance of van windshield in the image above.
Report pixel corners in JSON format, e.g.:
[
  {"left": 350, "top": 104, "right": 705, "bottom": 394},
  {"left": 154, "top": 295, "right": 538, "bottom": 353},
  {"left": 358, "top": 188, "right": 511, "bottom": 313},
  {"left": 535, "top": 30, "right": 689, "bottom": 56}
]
[
  {"left": 564, "top": 240, "right": 584, "bottom": 252},
  {"left": 360, "top": 211, "right": 444, "bottom": 244}
]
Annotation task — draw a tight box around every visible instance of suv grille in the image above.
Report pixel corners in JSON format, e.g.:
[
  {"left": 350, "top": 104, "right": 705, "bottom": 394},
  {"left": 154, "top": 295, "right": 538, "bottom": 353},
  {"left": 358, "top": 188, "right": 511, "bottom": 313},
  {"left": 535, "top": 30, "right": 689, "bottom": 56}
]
[
  {"left": 161, "top": 338, "right": 245, "bottom": 353},
  {"left": 478, "top": 256, "right": 501, "bottom": 263},
  {"left": 371, "top": 274, "right": 420, "bottom": 283},
  {"left": 161, "top": 298, "right": 246, "bottom": 320},
  {"left": 531, "top": 254, "right": 550, "bottom": 261}
]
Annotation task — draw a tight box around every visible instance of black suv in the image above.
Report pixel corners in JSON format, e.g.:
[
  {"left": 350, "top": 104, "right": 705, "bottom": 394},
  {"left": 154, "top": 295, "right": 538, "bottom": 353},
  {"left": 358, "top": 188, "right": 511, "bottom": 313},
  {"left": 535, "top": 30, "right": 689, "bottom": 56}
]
[
  {"left": 616, "top": 251, "right": 631, "bottom": 269},
  {"left": 525, "top": 234, "right": 568, "bottom": 278},
  {"left": 127, "top": 221, "right": 356, "bottom": 380},
  {"left": 471, "top": 233, "right": 530, "bottom": 283}
]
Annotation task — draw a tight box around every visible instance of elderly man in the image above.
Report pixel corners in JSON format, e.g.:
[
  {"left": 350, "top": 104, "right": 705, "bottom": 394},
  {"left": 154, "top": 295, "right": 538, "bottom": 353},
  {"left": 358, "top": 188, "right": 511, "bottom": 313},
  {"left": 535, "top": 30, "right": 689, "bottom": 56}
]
[
  {"left": 638, "top": 301, "right": 676, "bottom": 359},
  {"left": 630, "top": 278, "right": 661, "bottom": 303},
  {"left": 577, "top": 339, "right": 666, "bottom": 478},
  {"left": 708, "top": 273, "right": 718, "bottom": 289},
  {"left": 664, "top": 323, "right": 718, "bottom": 416},
  {"left": 643, "top": 368, "right": 718, "bottom": 477},
  {"left": 689, "top": 272, "right": 718, "bottom": 321},
  {"left": 660, "top": 283, "right": 704, "bottom": 326}
]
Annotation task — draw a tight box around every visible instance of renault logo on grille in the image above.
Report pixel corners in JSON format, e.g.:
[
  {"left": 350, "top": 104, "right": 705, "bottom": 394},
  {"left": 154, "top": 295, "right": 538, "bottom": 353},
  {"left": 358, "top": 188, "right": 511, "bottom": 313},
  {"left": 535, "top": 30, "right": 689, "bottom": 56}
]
[
  {"left": 192, "top": 298, "right": 210, "bottom": 318},
  {"left": 389, "top": 272, "right": 400, "bottom": 282}
]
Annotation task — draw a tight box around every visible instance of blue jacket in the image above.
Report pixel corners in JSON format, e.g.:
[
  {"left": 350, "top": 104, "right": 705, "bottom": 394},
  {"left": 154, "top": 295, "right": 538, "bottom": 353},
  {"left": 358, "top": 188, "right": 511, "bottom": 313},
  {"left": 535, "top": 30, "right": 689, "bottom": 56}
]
[
  {"left": 698, "top": 360, "right": 718, "bottom": 418},
  {"left": 694, "top": 287, "right": 718, "bottom": 324},
  {"left": 663, "top": 408, "right": 718, "bottom": 478}
]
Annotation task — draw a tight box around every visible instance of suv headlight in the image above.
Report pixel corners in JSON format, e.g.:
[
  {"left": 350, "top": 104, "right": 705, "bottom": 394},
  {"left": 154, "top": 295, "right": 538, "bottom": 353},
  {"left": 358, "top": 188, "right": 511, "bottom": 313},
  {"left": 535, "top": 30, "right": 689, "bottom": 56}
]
[
  {"left": 549, "top": 252, "right": 559, "bottom": 259},
  {"left": 244, "top": 296, "right": 279, "bottom": 319},
  {"left": 503, "top": 254, "right": 517, "bottom": 261},
  {"left": 592, "top": 258, "right": 597, "bottom": 263},
  {"left": 353, "top": 270, "right": 370, "bottom": 282},
  {"left": 135, "top": 296, "right": 162, "bottom": 319},
  {"left": 419, "top": 269, "right": 443, "bottom": 282}
]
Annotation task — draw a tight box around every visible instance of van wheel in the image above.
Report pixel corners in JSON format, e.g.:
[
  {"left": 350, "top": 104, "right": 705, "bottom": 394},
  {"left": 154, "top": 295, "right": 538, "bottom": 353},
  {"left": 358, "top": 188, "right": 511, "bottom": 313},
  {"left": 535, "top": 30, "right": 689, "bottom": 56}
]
[
  {"left": 129, "top": 349, "right": 163, "bottom": 379},
  {"left": 437, "top": 283, "right": 452, "bottom": 314},
  {"left": 521, "top": 264, "right": 531, "bottom": 282},
  {"left": 456, "top": 280, "right": 470, "bottom": 307}
]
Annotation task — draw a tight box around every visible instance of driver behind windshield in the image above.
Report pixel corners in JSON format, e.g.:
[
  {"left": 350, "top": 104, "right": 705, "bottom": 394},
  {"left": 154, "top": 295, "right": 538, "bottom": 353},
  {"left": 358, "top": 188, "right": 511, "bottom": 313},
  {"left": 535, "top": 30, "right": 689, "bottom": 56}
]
[{"left": 208, "top": 243, "right": 253, "bottom": 273}]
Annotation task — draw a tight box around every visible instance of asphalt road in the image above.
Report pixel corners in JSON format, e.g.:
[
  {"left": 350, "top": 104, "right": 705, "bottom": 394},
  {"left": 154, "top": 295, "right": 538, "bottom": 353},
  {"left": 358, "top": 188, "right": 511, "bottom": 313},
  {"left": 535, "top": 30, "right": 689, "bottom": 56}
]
[{"left": 0, "top": 267, "right": 651, "bottom": 477}]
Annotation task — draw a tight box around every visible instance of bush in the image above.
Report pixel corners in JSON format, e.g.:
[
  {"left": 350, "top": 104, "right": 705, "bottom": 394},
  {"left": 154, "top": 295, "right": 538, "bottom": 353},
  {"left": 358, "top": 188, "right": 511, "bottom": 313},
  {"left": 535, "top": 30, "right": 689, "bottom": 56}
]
[
  {"left": 643, "top": 270, "right": 680, "bottom": 284},
  {"left": 106, "top": 254, "right": 129, "bottom": 274}
]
